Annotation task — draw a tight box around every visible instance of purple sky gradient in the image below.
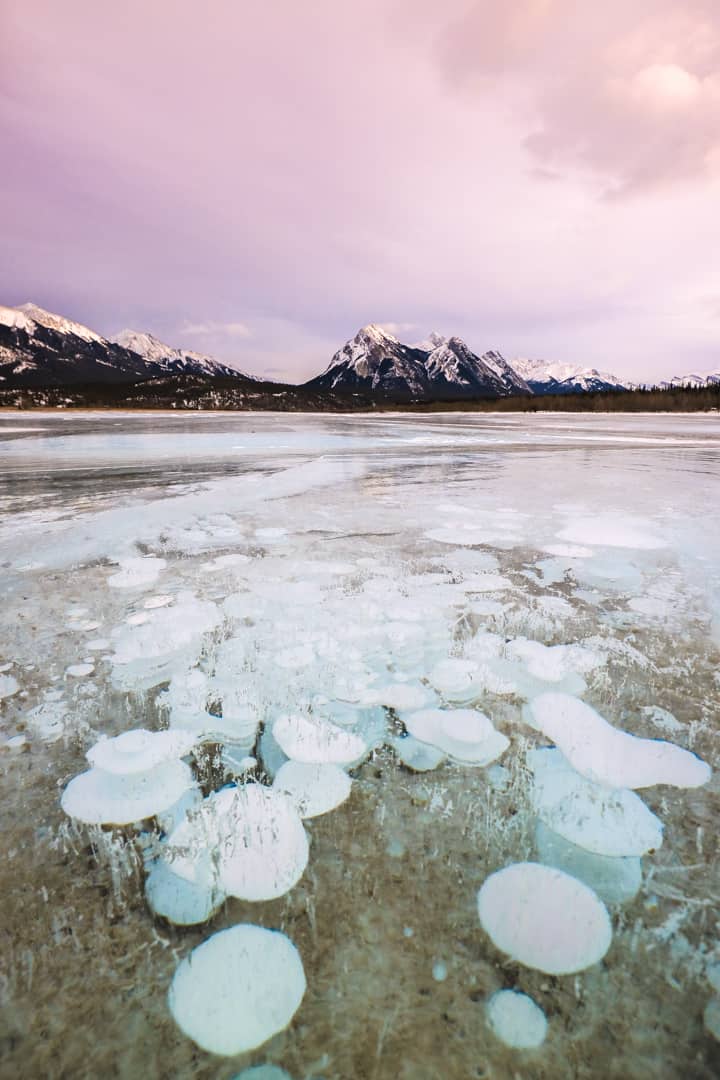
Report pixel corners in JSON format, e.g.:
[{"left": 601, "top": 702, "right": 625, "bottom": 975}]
[{"left": 2, "top": 0, "right": 719, "bottom": 381}]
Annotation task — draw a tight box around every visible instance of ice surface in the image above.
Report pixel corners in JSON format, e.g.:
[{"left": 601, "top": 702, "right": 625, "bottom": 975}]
[
  {"left": 273, "top": 760, "right": 352, "bottom": 818},
  {"left": 2, "top": 412, "right": 719, "bottom": 1076}
]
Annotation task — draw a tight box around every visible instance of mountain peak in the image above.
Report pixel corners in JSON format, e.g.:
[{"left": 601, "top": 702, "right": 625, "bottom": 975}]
[
  {"left": 354, "top": 323, "right": 398, "bottom": 345},
  {"left": 16, "top": 302, "right": 104, "bottom": 344}
]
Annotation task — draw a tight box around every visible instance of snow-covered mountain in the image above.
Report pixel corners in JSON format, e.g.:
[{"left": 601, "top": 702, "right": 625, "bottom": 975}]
[
  {"left": 658, "top": 369, "right": 720, "bottom": 389},
  {"left": 112, "top": 330, "right": 249, "bottom": 379},
  {"left": 305, "top": 325, "right": 530, "bottom": 401},
  {"left": 305, "top": 324, "right": 432, "bottom": 399},
  {"left": 511, "top": 357, "right": 628, "bottom": 395},
  {"left": 0, "top": 303, "right": 252, "bottom": 388}
]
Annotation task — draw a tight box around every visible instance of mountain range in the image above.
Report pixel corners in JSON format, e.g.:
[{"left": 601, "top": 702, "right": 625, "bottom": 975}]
[{"left": 1, "top": 301, "right": 716, "bottom": 404}]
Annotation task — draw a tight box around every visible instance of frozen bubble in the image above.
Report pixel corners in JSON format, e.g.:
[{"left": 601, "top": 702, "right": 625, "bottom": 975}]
[
  {"left": 143, "top": 594, "right": 174, "bottom": 609},
  {"left": 486, "top": 990, "right": 548, "bottom": 1049},
  {"left": 506, "top": 639, "right": 604, "bottom": 684},
  {"left": 86, "top": 638, "right": 110, "bottom": 651},
  {"left": 0, "top": 674, "right": 19, "bottom": 699},
  {"left": 61, "top": 759, "right": 196, "bottom": 825},
  {"left": 87, "top": 728, "right": 197, "bottom": 775},
  {"left": 477, "top": 862, "right": 612, "bottom": 975},
  {"left": 145, "top": 858, "right": 225, "bottom": 926},
  {"left": 107, "top": 555, "right": 166, "bottom": 589},
  {"left": 273, "top": 713, "right": 368, "bottom": 766},
  {"left": 165, "top": 784, "right": 309, "bottom": 902},
  {"left": 432, "top": 961, "right": 448, "bottom": 982},
  {"left": 125, "top": 612, "right": 150, "bottom": 626},
  {"left": 535, "top": 821, "right": 642, "bottom": 905},
  {"left": 528, "top": 747, "right": 663, "bottom": 857},
  {"left": 525, "top": 692, "right": 711, "bottom": 790},
  {"left": 5, "top": 734, "right": 27, "bottom": 750},
  {"left": 704, "top": 999, "right": 720, "bottom": 1042},
  {"left": 273, "top": 760, "right": 351, "bottom": 819},
  {"left": 232, "top": 1068, "right": 294, "bottom": 1080},
  {"left": 390, "top": 733, "right": 446, "bottom": 773},
  {"left": 168, "top": 924, "right": 306, "bottom": 1056},
  {"left": 65, "top": 664, "right": 94, "bottom": 678},
  {"left": 401, "top": 708, "right": 509, "bottom": 767}
]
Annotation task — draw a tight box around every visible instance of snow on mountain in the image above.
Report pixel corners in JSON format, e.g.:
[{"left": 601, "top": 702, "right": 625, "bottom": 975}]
[
  {"left": 16, "top": 302, "right": 105, "bottom": 344},
  {"left": 425, "top": 338, "right": 531, "bottom": 397},
  {"left": 511, "top": 357, "right": 628, "bottom": 395},
  {"left": 306, "top": 324, "right": 432, "bottom": 399},
  {"left": 307, "top": 325, "right": 531, "bottom": 401},
  {"left": 658, "top": 369, "right": 720, "bottom": 389},
  {"left": 112, "top": 329, "right": 250, "bottom": 379},
  {"left": 0, "top": 303, "right": 254, "bottom": 388}
]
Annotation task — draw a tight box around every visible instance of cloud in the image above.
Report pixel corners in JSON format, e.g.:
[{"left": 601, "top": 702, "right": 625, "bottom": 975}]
[
  {"left": 181, "top": 320, "right": 251, "bottom": 338},
  {"left": 433, "top": 0, "right": 720, "bottom": 193}
]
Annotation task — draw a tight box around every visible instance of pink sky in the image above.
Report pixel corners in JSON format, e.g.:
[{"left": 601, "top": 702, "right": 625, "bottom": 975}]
[{"left": 2, "top": 0, "right": 719, "bottom": 381}]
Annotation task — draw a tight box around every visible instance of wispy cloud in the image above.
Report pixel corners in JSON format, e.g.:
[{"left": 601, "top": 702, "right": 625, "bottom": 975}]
[{"left": 180, "top": 320, "right": 251, "bottom": 338}]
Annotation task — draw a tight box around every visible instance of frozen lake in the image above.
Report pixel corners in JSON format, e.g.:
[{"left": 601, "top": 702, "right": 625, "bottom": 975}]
[{"left": 0, "top": 410, "right": 718, "bottom": 1078}]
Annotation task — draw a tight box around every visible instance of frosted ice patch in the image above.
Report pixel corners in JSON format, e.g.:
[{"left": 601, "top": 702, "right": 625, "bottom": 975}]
[
  {"left": 107, "top": 555, "right": 166, "bottom": 589},
  {"left": 428, "top": 659, "right": 482, "bottom": 702},
  {"left": 525, "top": 692, "right": 711, "bottom": 789},
  {"left": 557, "top": 515, "right": 665, "bottom": 550},
  {"left": 86, "top": 638, "right": 110, "bottom": 651},
  {"left": 273, "top": 760, "right": 351, "bottom": 818},
  {"left": 542, "top": 544, "right": 593, "bottom": 558},
  {"left": 477, "top": 862, "right": 612, "bottom": 975},
  {"left": 425, "top": 526, "right": 487, "bottom": 547},
  {"left": 61, "top": 759, "right": 196, "bottom": 825},
  {"left": 535, "top": 821, "right": 641, "bottom": 905},
  {"left": 402, "top": 708, "right": 509, "bottom": 766},
  {"left": 168, "top": 924, "right": 305, "bottom": 1055},
  {"left": 255, "top": 527, "right": 287, "bottom": 541},
  {"left": 529, "top": 748, "right": 662, "bottom": 858},
  {"left": 486, "top": 990, "right": 548, "bottom": 1049},
  {"left": 87, "top": 728, "right": 196, "bottom": 775},
  {"left": 273, "top": 714, "right": 368, "bottom": 765},
  {"left": 165, "top": 784, "right": 308, "bottom": 901},
  {"left": 361, "top": 683, "right": 434, "bottom": 711},
  {"left": 639, "top": 705, "right": 684, "bottom": 733},
  {"left": 0, "top": 674, "right": 19, "bottom": 699}
]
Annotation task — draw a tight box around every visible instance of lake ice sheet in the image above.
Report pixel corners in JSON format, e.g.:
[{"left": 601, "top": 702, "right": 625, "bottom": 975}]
[{"left": 0, "top": 410, "right": 719, "bottom": 1078}]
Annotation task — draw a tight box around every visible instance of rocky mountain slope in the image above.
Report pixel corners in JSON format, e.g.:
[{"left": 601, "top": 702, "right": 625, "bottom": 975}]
[{"left": 304, "top": 325, "right": 530, "bottom": 401}]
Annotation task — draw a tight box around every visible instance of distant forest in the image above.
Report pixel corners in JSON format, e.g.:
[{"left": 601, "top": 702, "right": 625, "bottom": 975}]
[
  {"left": 0, "top": 377, "right": 718, "bottom": 413},
  {"left": 407, "top": 382, "right": 720, "bottom": 414}
]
